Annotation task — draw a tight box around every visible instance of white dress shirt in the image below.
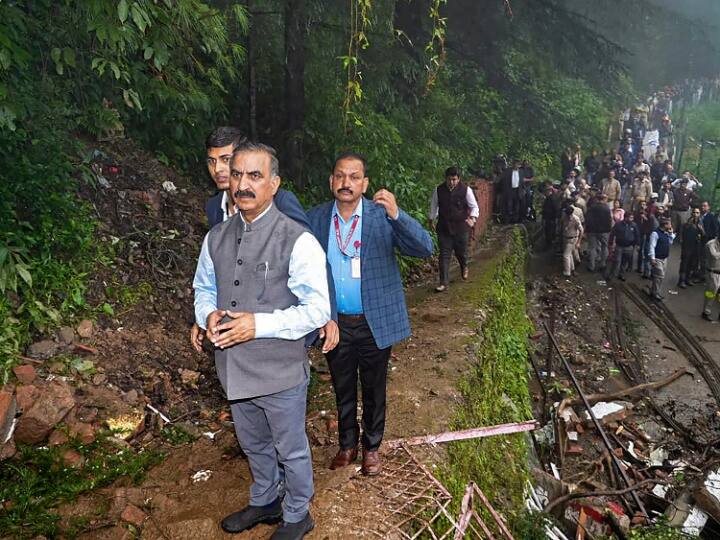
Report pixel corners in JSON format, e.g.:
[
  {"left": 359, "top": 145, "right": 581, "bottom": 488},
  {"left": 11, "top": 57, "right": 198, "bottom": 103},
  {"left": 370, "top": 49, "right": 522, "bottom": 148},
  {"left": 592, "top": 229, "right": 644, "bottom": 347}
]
[
  {"left": 429, "top": 184, "right": 480, "bottom": 220},
  {"left": 193, "top": 203, "right": 331, "bottom": 339}
]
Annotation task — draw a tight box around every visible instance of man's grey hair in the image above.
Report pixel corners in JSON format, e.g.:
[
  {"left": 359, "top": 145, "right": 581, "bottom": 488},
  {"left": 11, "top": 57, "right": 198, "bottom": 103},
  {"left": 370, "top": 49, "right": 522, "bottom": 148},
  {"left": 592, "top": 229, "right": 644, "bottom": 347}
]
[{"left": 232, "top": 141, "right": 280, "bottom": 177}]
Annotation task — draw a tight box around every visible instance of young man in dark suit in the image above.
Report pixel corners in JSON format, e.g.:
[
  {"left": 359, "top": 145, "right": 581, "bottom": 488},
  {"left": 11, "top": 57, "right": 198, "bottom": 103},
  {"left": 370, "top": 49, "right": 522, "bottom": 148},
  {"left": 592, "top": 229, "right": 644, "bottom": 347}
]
[
  {"left": 306, "top": 152, "right": 433, "bottom": 476},
  {"left": 190, "top": 127, "right": 310, "bottom": 351}
]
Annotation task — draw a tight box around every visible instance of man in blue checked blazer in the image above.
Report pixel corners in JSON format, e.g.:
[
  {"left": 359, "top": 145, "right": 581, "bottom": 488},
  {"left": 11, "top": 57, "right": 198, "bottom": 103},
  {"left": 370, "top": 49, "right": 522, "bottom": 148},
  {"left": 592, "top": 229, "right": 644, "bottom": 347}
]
[{"left": 307, "top": 152, "right": 433, "bottom": 476}]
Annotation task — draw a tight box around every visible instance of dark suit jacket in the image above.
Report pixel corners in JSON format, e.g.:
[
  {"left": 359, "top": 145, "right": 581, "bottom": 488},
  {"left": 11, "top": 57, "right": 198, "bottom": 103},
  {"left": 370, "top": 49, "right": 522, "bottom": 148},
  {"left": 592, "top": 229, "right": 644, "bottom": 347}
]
[
  {"left": 500, "top": 168, "right": 525, "bottom": 195},
  {"left": 206, "top": 188, "right": 310, "bottom": 230},
  {"left": 307, "top": 198, "right": 433, "bottom": 349}
]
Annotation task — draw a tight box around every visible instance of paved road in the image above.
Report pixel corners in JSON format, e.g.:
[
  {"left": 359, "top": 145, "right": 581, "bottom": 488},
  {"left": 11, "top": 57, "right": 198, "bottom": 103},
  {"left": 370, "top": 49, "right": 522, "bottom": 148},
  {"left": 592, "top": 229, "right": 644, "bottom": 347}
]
[{"left": 622, "top": 242, "right": 720, "bottom": 364}]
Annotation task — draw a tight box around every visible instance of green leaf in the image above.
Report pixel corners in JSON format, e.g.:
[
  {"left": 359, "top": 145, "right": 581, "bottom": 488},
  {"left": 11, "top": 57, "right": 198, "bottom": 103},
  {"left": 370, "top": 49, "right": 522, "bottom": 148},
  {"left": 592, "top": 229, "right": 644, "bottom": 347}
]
[
  {"left": 16, "top": 264, "right": 32, "bottom": 287},
  {"left": 118, "top": 0, "right": 129, "bottom": 23},
  {"left": 55, "top": 62, "right": 64, "bottom": 75},
  {"left": 143, "top": 46, "right": 154, "bottom": 60},
  {"left": 131, "top": 5, "right": 147, "bottom": 33},
  {"left": 0, "top": 246, "right": 8, "bottom": 267},
  {"left": 101, "top": 302, "right": 115, "bottom": 315},
  {"left": 110, "top": 62, "right": 121, "bottom": 80},
  {"left": 62, "top": 47, "right": 76, "bottom": 67},
  {"left": 50, "top": 47, "right": 61, "bottom": 63}
]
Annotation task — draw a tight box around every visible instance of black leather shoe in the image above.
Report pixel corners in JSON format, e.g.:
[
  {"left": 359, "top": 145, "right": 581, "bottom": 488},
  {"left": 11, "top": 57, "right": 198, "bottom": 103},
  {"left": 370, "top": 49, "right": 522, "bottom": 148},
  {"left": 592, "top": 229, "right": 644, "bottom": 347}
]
[
  {"left": 270, "top": 513, "right": 315, "bottom": 539},
  {"left": 221, "top": 498, "right": 283, "bottom": 533},
  {"left": 702, "top": 312, "right": 713, "bottom": 321}
]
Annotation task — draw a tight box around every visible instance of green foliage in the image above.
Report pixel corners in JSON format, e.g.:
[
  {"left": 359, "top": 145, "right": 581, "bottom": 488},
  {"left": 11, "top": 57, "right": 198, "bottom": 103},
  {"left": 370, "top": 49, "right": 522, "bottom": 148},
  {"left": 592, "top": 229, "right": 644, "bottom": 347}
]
[
  {"left": 0, "top": 0, "right": 247, "bottom": 379},
  {"left": 433, "top": 229, "right": 534, "bottom": 534},
  {"left": 681, "top": 102, "right": 720, "bottom": 206},
  {"left": 0, "top": 438, "right": 163, "bottom": 539},
  {"left": 160, "top": 425, "right": 198, "bottom": 446},
  {"left": 625, "top": 518, "right": 691, "bottom": 540}
]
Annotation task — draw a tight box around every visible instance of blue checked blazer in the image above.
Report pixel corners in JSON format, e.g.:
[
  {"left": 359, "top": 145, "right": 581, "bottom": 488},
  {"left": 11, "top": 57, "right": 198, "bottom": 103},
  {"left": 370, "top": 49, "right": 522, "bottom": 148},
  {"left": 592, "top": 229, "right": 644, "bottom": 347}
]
[{"left": 307, "top": 197, "right": 433, "bottom": 349}]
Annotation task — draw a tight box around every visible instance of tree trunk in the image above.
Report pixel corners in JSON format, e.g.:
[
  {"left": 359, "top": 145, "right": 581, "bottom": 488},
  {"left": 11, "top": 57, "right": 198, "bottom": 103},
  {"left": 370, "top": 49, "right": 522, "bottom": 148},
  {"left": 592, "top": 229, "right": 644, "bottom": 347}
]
[
  {"left": 284, "top": 0, "right": 306, "bottom": 189},
  {"left": 246, "top": 0, "right": 257, "bottom": 140}
]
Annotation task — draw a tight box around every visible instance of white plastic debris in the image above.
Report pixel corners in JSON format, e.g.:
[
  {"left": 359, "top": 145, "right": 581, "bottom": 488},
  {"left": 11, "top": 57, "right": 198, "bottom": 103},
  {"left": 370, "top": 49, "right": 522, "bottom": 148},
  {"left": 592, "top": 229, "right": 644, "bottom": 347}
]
[
  {"left": 192, "top": 470, "right": 213, "bottom": 483},
  {"left": 650, "top": 447, "right": 668, "bottom": 467},
  {"left": 583, "top": 401, "right": 626, "bottom": 422},
  {"left": 162, "top": 180, "right": 177, "bottom": 193},
  {"left": 682, "top": 506, "right": 708, "bottom": 536},
  {"left": 652, "top": 483, "right": 669, "bottom": 498},
  {"left": 3, "top": 418, "right": 16, "bottom": 444},
  {"left": 146, "top": 403, "right": 171, "bottom": 423},
  {"left": 98, "top": 176, "right": 111, "bottom": 189},
  {"left": 203, "top": 430, "right": 222, "bottom": 440},
  {"left": 567, "top": 431, "right": 578, "bottom": 442}
]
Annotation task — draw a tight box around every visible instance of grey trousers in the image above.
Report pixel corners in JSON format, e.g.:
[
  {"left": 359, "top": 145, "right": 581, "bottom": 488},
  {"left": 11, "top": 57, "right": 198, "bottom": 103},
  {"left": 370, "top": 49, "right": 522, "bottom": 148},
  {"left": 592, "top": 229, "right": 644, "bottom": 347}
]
[
  {"left": 608, "top": 246, "right": 635, "bottom": 279},
  {"left": 230, "top": 376, "right": 313, "bottom": 523},
  {"left": 587, "top": 233, "right": 609, "bottom": 271},
  {"left": 671, "top": 210, "right": 691, "bottom": 241},
  {"left": 650, "top": 258, "right": 667, "bottom": 297}
]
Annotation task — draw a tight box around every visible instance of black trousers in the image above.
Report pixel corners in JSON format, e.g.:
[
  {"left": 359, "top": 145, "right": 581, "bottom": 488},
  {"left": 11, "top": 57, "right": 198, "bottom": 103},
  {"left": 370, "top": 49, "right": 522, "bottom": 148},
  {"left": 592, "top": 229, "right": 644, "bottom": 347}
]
[
  {"left": 505, "top": 188, "right": 521, "bottom": 222},
  {"left": 326, "top": 316, "right": 391, "bottom": 451},
  {"left": 438, "top": 228, "right": 469, "bottom": 285}
]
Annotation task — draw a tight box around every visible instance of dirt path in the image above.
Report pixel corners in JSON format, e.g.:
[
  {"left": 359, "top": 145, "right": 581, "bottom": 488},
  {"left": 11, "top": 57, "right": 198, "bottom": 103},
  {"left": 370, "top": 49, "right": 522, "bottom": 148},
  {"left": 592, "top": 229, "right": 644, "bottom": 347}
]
[{"left": 70, "top": 229, "right": 508, "bottom": 540}]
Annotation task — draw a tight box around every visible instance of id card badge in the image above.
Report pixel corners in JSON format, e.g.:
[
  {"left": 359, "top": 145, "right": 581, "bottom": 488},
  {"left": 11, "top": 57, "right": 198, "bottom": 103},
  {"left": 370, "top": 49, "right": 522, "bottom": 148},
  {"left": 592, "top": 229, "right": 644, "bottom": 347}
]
[{"left": 351, "top": 256, "right": 361, "bottom": 278}]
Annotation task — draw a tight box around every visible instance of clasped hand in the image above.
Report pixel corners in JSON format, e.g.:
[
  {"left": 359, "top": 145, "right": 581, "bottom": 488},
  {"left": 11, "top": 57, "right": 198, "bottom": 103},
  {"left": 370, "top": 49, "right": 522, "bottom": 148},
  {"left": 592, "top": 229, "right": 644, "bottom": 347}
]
[{"left": 205, "top": 309, "right": 256, "bottom": 349}]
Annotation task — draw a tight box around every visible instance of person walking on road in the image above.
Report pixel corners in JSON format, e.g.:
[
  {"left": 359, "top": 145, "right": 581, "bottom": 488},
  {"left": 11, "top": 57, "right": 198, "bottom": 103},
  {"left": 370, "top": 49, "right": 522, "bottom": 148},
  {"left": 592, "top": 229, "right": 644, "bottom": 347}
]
[
  {"left": 561, "top": 204, "right": 583, "bottom": 277},
  {"left": 702, "top": 236, "right": 720, "bottom": 321},
  {"left": 607, "top": 212, "right": 639, "bottom": 282},
  {"left": 585, "top": 193, "right": 613, "bottom": 272},
  {"left": 428, "top": 166, "right": 479, "bottom": 292},
  {"left": 648, "top": 218, "right": 676, "bottom": 301},
  {"left": 671, "top": 179, "right": 696, "bottom": 243},
  {"left": 501, "top": 159, "right": 524, "bottom": 223},
  {"left": 307, "top": 152, "right": 433, "bottom": 477},
  {"left": 678, "top": 209, "right": 703, "bottom": 289}
]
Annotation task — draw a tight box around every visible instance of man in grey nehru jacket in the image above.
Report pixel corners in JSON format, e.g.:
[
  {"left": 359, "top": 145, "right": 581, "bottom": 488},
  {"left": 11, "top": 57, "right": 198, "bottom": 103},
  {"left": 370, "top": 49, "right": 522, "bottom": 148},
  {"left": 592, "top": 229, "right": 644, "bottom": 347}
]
[{"left": 193, "top": 141, "right": 330, "bottom": 539}]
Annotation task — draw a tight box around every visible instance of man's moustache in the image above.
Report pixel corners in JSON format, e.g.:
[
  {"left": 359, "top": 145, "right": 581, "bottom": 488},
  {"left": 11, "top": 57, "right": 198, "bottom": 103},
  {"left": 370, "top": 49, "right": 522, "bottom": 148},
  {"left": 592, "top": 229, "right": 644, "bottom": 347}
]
[
  {"left": 234, "top": 190, "right": 256, "bottom": 199},
  {"left": 337, "top": 188, "right": 353, "bottom": 195}
]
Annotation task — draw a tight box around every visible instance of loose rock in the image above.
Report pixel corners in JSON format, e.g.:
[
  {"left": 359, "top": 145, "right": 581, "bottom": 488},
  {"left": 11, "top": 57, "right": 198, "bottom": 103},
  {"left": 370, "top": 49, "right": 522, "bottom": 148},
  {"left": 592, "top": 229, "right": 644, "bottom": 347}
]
[
  {"left": 15, "top": 385, "right": 40, "bottom": 412},
  {"left": 77, "top": 319, "right": 94, "bottom": 339},
  {"left": 58, "top": 326, "right": 75, "bottom": 345},
  {"left": 27, "top": 340, "right": 60, "bottom": 360},
  {"left": 62, "top": 448, "right": 84, "bottom": 468},
  {"left": 120, "top": 503, "right": 147, "bottom": 527},
  {"left": 13, "top": 365, "right": 37, "bottom": 385},
  {"left": 14, "top": 380, "right": 75, "bottom": 444}
]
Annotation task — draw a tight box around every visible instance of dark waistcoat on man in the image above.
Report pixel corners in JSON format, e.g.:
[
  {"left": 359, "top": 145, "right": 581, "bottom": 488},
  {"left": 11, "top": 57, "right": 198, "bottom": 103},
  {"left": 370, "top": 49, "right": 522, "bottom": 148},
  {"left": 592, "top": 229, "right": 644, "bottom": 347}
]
[
  {"left": 655, "top": 229, "right": 671, "bottom": 259},
  {"left": 436, "top": 181, "right": 469, "bottom": 236},
  {"left": 207, "top": 204, "right": 307, "bottom": 400}
]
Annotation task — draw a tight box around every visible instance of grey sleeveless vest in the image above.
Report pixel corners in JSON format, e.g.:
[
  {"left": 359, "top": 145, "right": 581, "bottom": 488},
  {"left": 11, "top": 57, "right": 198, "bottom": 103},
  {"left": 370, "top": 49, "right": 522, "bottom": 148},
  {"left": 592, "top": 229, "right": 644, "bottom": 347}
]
[{"left": 207, "top": 204, "right": 307, "bottom": 400}]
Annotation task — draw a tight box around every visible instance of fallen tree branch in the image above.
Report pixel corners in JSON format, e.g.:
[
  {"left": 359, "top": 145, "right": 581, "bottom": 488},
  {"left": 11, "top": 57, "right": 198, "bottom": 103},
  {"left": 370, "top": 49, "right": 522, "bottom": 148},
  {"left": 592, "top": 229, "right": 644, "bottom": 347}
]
[
  {"left": 561, "top": 368, "right": 689, "bottom": 409},
  {"left": 544, "top": 479, "right": 668, "bottom": 513}
]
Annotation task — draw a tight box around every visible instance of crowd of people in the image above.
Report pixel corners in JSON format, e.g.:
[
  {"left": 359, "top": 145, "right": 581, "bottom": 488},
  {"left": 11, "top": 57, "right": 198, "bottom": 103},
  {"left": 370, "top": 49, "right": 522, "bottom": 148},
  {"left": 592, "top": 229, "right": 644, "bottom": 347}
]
[
  {"left": 537, "top": 90, "right": 720, "bottom": 322},
  {"left": 183, "top": 82, "right": 720, "bottom": 540}
]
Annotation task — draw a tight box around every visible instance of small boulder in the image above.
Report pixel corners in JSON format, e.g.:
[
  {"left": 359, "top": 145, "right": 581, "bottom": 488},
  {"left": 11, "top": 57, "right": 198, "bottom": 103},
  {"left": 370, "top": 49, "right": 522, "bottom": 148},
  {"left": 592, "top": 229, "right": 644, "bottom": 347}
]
[
  {"left": 27, "top": 340, "right": 59, "bottom": 360},
  {"left": 14, "top": 380, "right": 75, "bottom": 445},
  {"left": 68, "top": 422, "right": 95, "bottom": 445},
  {"left": 48, "top": 429, "right": 69, "bottom": 446},
  {"left": 62, "top": 448, "right": 84, "bottom": 468},
  {"left": 120, "top": 504, "right": 147, "bottom": 527},
  {"left": 15, "top": 385, "right": 40, "bottom": 412},
  {"left": 0, "top": 437, "right": 16, "bottom": 461},
  {"left": 179, "top": 369, "right": 200, "bottom": 387},
  {"left": 57, "top": 326, "right": 76, "bottom": 345},
  {"left": 13, "top": 365, "right": 37, "bottom": 385},
  {"left": 76, "top": 319, "right": 94, "bottom": 339}
]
